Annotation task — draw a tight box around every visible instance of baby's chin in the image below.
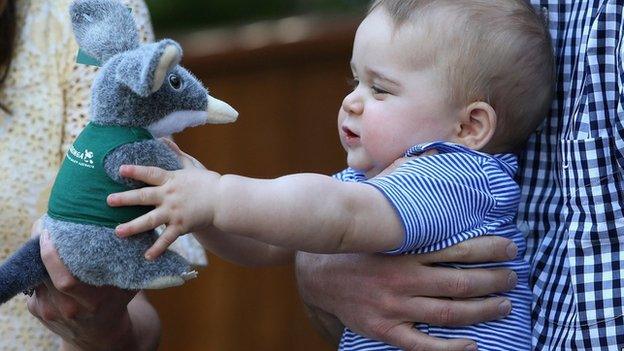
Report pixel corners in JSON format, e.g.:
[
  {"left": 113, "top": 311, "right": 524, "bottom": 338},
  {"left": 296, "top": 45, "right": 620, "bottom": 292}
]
[
  {"left": 345, "top": 150, "right": 393, "bottom": 178},
  {"left": 357, "top": 159, "right": 414, "bottom": 179},
  {"left": 347, "top": 162, "right": 383, "bottom": 179}
]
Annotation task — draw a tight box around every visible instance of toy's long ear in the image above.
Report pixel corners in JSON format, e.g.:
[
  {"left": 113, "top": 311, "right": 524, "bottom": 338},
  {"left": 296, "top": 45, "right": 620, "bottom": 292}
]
[
  {"left": 115, "top": 40, "right": 182, "bottom": 97},
  {"left": 70, "top": 0, "right": 139, "bottom": 63}
]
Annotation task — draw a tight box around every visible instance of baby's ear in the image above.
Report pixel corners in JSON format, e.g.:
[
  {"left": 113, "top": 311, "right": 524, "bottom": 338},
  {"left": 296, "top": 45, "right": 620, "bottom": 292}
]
[
  {"left": 453, "top": 101, "right": 497, "bottom": 151},
  {"left": 70, "top": 0, "right": 139, "bottom": 63},
  {"left": 115, "top": 40, "right": 182, "bottom": 97}
]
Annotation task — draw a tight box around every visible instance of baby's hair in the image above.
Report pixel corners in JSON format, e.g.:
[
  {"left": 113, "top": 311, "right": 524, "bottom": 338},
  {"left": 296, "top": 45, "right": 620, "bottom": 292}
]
[{"left": 369, "top": 0, "right": 555, "bottom": 152}]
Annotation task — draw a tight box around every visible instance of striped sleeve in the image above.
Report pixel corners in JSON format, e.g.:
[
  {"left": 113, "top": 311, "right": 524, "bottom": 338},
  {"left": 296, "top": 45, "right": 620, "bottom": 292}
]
[
  {"left": 364, "top": 153, "right": 498, "bottom": 254},
  {"left": 332, "top": 168, "right": 365, "bottom": 182}
]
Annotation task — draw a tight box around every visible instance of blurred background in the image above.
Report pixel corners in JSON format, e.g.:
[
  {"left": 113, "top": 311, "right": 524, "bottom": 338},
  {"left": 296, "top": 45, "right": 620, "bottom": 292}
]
[
  {"left": 147, "top": 0, "right": 368, "bottom": 31},
  {"left": 143, "top": 1, "right": 368, "bottom": 350}
]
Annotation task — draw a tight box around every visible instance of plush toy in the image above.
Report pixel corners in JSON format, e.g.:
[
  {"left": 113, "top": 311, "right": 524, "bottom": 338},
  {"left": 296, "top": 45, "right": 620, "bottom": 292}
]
[{"left": 0, "top": 0, "right": 238, "bottom": 304}]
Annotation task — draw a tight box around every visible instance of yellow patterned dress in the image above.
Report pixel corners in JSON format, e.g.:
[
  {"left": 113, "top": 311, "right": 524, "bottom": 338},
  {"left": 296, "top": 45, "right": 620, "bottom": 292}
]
[{"left": 0, "top": 0, "right": 206, "bottom": 349}]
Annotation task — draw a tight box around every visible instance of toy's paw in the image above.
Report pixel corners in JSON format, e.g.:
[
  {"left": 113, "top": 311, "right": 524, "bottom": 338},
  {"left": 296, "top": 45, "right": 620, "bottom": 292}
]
[
  {"left": 134, "top": 252, "right": 198, "bottom": 290},
  {"left": 144, "top": 270, "right": 197, "bottom": 289}
]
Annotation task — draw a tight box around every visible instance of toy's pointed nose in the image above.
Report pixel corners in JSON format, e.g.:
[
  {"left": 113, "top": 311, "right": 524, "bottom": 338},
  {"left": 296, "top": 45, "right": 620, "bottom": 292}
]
[{"left": 206, "top": 95, "right": 238, "bottom": 124}]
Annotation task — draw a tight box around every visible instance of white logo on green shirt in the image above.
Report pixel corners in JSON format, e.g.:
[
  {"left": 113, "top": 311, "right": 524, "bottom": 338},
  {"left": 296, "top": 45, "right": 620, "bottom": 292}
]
[{"left": 68, "top": 145, "right": 95, "bottom": 169}]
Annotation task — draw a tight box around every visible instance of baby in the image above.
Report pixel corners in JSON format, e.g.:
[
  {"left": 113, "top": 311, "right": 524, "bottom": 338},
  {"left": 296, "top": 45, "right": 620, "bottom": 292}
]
[{"left": 107, "top": 0, "right": 553, "bottom": 350}]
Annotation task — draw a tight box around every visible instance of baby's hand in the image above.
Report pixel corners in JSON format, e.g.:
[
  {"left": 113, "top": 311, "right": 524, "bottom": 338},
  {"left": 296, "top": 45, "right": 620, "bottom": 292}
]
[{"left": 107, "top": 164, "right": 220, "bottom": 260}]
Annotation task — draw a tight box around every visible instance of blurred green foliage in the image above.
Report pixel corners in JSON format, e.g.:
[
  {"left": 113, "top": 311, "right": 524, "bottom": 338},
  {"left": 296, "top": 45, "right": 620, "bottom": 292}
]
[{"left": 145, "top": 0, "right": 369, "bottom": 31}]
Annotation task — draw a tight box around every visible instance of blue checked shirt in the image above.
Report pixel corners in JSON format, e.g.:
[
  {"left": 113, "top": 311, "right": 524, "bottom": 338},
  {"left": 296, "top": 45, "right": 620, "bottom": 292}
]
[{"left": 520, "top": 0, "right": 624, "bottom": 349}]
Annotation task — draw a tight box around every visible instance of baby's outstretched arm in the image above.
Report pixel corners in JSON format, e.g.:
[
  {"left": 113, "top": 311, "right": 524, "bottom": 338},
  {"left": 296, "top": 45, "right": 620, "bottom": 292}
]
[
  {"left": 106, "top": 141, "right": 291, "bottom": 264},
  {"left": 108, "top": 165, "right": 404, "bottom": 259}
]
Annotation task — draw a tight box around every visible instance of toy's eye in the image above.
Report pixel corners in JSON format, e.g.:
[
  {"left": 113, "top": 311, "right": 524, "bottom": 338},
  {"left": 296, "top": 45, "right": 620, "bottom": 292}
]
[{"left": 168, "top": 74, "right": 182, "bottom": 90}]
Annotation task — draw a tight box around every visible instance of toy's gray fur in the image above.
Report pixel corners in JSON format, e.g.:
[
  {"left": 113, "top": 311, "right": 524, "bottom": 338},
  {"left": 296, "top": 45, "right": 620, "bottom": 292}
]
[
  {"left": 0, "top": 0, "right": 238, "bottom": 304},
  {"left": 90, "top": 40, "right": 211, "bottom": 133},
  {"left": 70, "top": 0, "right": 139, "bottom": 62},
  {"left": 0, "top": 238, "right": 47, "bottom": 302},
  {"left": 42, "top": 216, "right": 194, "bottom": 289},
  {"left": 114, "top": 40, "right": 181, "bottom": 97},
  {"left": 104, "top": 140, "right": 181, "bottom": 188}
]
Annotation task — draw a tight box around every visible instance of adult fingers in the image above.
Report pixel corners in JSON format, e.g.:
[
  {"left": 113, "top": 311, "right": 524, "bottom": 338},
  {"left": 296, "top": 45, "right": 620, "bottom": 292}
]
[
  {"left": 416, "top": 236, "right": 517, "bottom": 265},
  {"left": 39, "top": 231, "right": 78, "bottom": 291},
  {"left": 398, "top": 296, "right": 512, "bottom": 327},
  {"left": 107, "top": 186, "right": 162, "bottom": 207},
  {"left": 160, "top": 138, "right": 182, "bottom": 154},
  {"left": 144, "top": 225, "right": 181, "bottom": 260},
  {"left": 115, "top": 209, "right": 168, "bottom": 238},
  {"left": 27, "top": 284, "right": 57, "bottom": 322},
  {"left": 38, "top": 231, "right": 98, "bottom": 309},
  {"left": 118, "top": 165, "right": 169, "bottom": 185},
  {"left": 39, "top": 231, "right": 136, "bottom": 315},
  {"left": 374, "top": 323, "right": 477, "bottom": 351},
  {"left": 160, "top": 138, "right": 191, "bottom": 168},
  {"left": 160, "top": 138, "right": 206, "bottom": 170},
  {"left": 395, "top": 266, "right": 516, "bottom": 298},
  {"left": 41, "top": 279, "right": 81, "bottom": 320},
  {"left": 178, "top": 153, "right": 205, "bottom": 170}
]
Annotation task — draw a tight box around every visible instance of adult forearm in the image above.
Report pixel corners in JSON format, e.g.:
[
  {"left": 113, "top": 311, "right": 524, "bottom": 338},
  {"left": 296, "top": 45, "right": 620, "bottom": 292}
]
[
  {"left": 60, "top": 292, "right": 160, "bottom": 351},
  {"left": 126, "top": 292, "right": 161, "bottom": 351},
  {"left": 193, "top": 227, "right": 294, "bottom": 267}
]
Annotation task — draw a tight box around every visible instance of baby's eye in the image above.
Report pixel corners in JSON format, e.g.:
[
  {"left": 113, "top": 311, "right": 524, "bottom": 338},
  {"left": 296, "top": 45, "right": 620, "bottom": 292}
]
[
  {"left": 371, "top": 86, "right": 390, "bottom": 95},
  {"left": 347, "top": 77, "right": 360, "bottom": 90}
]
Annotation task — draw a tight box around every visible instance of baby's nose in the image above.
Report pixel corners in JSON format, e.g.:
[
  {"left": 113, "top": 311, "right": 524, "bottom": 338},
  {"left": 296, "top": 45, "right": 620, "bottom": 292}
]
[{"left": 342, "top": 93, "right": 363, "bottom": 116}]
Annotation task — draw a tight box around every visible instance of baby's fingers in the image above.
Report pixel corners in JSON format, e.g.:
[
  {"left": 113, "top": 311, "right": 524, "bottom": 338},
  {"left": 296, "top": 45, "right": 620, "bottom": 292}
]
[
  {"left": 118, "top": 165, "right": 170, "bottom": 185},
  {"left": 115, "top": 210, "right": 167, "bottom": 238},
  {"left": 108, "top": 186, "right": 162, "bottom": 207},
  {"left": 144, "top": 226, "right": 182, "bottom": 261}
]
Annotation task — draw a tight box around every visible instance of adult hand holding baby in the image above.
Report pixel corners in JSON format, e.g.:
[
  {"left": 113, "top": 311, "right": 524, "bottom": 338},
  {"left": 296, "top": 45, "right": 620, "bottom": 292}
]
[{"left": 295, "top": 236, "right": 518, "bottom": 351}]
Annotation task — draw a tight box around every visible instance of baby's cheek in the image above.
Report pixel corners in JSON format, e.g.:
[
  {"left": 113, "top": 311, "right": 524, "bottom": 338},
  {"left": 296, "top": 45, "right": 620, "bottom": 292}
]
[
  {"left": 416, "top": 118, "right": 455, "bottom": 142},
  {"left": 362, "top": 128, "right": 399, "bottom": 164}
]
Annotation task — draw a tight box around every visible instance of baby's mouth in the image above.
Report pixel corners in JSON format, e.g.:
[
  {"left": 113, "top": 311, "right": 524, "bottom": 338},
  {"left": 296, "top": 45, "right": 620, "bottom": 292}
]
[{"left": 342, "top": 126, "right": 359, "bottom": 139}]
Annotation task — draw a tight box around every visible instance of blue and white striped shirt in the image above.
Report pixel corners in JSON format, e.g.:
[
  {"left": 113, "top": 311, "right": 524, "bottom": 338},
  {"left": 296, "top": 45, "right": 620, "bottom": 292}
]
[
  {"left": 337, "top": 1, "right": 623, "bottom": 349},
  {"left": 336, "top": 142, "right": 532, "bottom": 351}
]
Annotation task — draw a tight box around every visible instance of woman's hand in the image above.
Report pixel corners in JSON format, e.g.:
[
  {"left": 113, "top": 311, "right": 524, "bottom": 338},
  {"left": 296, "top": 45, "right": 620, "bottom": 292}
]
[
  {"left": 27, "top": 224, "right": 160, "bottom": 351},
  {"left": 296, "top": 236, "right": 518, "bottom": 351}
]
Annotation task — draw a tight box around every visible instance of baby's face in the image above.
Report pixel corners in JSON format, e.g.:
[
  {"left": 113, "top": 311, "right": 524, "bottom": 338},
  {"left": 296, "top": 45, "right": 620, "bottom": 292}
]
[{"left": 338, "top": 9, "right": 461, "bottom": 178}]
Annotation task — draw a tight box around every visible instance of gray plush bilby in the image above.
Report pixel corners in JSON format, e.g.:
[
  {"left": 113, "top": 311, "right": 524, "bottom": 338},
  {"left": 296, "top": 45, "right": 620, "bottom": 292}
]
[{"left": 0, "top": 0, "right": 238, "bottom": 304}]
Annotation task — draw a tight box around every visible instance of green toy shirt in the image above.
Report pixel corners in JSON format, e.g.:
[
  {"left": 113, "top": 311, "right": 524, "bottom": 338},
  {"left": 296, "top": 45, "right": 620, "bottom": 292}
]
[{"left": 48, "top": 123, "right": 154, "bottom": 228}]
